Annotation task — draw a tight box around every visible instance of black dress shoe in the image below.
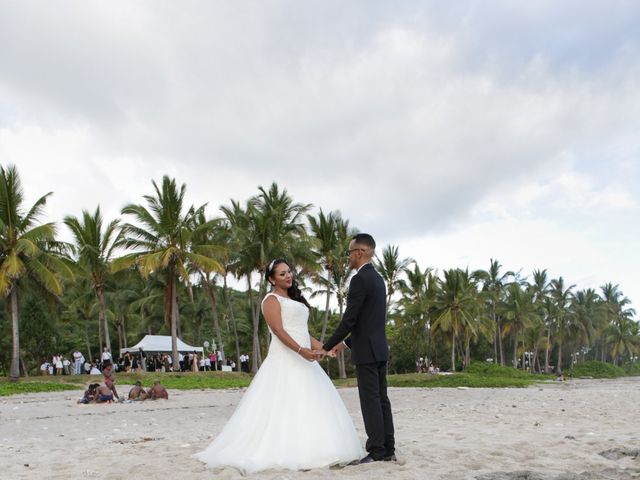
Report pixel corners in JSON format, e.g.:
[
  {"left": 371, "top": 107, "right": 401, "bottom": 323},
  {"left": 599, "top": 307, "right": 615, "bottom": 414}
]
[
  {"left": 359, "top": 455, "right": 381, "bottom": 464},
  {"left": 383, "top": 453, "right": 397, "bottom": 462}
]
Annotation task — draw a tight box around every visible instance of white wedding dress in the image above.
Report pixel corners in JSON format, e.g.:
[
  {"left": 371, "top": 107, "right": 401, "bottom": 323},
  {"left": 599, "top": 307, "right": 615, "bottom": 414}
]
[{"left": 193, "top": 293, "right": 364, "bottom": 473}]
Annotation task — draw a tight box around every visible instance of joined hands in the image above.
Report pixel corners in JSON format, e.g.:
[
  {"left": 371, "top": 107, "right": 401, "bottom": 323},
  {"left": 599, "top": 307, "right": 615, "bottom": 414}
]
[{"left": 304, "top": 342, "right": 347, "bottom": 361}]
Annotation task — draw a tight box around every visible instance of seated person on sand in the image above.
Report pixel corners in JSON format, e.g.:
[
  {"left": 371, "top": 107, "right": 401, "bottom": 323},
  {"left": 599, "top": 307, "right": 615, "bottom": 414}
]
[
  {"left": 146, "top": 380, "right": 169, "bottom": 400},
  {"left": 128, "top": 381, "right": 148, "bottom": 401},
  {"left": 78, "top": 383, "right": 100, "bottom": 404},
  {"left": 96, "top": 383, "right": 117, "bottom": 403}
]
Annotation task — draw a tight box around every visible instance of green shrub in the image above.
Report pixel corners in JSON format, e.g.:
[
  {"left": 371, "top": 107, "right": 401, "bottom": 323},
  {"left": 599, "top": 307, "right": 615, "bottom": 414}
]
[
  {"left": 464, "top": 362, "right": 535, "bottom": 378},
  {"left": 622, "top": 362, "right": 640, "bottom": 376},
  {"left": 568, "top": 361, "right": 625, "bottom": 378}
]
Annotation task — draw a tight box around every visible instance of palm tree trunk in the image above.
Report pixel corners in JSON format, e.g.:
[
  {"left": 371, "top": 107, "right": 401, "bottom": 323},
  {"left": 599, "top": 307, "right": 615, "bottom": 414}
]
[
  {"left": 465, "top": 333, "right": 471, "bottom": 369},
  {"left": 557, "top": 342, "right": 563, "bottom": 373},
  {"left": 498, "top": 320, "right": 505, "bottom": 366},
  {"left": 256, "top": 281, "right": 268, "bottom": 364},
  {"left": 84, "top": 316, "right": 93, "bottom": 364},
  {"left": 122, "top": 315, "right": 127, "bottom": 348},
  {"left": 544, "top": 327, "right": 551, "bottom": 374},
  {"left": 20, "top": 355, "right": 29, "bottom": 377},
  {"left": 513, "top": 327, "right": 518, "bottom": 368},
  {"left": 96, "top": 286, "right": 111, "bottom": 352},
  {"left": 492, "top": 309, "right": 498, "bottom": 363},
  {"left": 203, "top": 273, "right": 225, "bottom": 362},
  {"left": 338, "top": 296, "right": 346, "bottom": 379},
  {"left": 248, "top": 274, "right": 260, "bottom": 373},
  {"left": 176, "top": 295, "right": 182, "bottom": 340},
  {"left": 320, "top": 280, "right": 331, "bottom": 342},
  {"left": 97, "top": 307, "right": 104, "bottom": 356},
  {"left": 450, "top": 329, "right": 456, "bottom": 372},
  {"left": 10, "top": 287, "right": 20, "bottom": 381},
  {"left": 222, "top": 274, "right": 242, "bottom": 372},
  {"left": 117, "top": 319, "right": 123, "bottom": 352},
  {"left": 169, "top": 272, "right": 179, "bottom": 372}
]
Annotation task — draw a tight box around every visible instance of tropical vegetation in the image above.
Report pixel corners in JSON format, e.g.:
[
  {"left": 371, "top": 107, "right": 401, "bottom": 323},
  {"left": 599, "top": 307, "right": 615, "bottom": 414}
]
[{"left": 1, "top": 163, "right": 638, "bottom": 381}]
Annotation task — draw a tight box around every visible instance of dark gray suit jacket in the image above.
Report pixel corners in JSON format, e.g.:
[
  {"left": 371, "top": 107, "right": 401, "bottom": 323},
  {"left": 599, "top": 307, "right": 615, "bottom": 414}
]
[{"left": 323, "top": 263, "right": 388, "bottom": 365}]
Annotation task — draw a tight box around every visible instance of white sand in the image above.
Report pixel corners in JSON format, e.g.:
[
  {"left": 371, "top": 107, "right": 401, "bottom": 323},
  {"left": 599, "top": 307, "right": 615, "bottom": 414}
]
[{"left": 1, "top": 377, "right": 639, "bottom": 480}]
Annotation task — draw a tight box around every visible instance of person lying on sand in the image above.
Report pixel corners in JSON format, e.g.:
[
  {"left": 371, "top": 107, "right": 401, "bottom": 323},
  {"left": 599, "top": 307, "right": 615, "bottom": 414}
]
[
  {"left": 128, "top": 381, "right": 148, "bottom": 401},
  {"left": 146, "top": 380, "right": 168, "bottom": 400}
]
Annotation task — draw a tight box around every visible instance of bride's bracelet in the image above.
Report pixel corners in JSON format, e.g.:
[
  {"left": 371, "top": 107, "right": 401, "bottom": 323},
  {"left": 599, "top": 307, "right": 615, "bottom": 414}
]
[{"left": 296, "top": 346, "right": 302, "bottom": 354}]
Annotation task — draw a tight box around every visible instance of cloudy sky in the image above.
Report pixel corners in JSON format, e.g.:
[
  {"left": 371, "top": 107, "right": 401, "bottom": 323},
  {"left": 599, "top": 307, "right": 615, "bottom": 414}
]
[{"left": 1, "top": 1, "right": 639, "bottom": 308}]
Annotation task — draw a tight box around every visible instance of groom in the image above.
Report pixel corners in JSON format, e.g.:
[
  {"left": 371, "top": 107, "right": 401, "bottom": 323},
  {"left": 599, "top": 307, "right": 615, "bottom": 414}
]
[{"left": 320, "top": 233, "right": 395, "bottom": 464}]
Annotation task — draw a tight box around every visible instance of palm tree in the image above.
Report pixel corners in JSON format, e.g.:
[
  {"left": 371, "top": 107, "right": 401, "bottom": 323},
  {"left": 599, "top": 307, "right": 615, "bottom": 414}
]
[
  {"left": 474, "top": 259, "right": 513, "bottom": 365},
  {"left": 215, "top": 217, "right": 243, "bottom": 372},
  {"left": 432, "top": 268, "right": 480, "bottom": 371},
  {"left": 549, "top": 277, "right": 575, "bottom": 373},
  {"left": 189, "top": 208, "right": 229, "bottom": 364},
  {"left": 307, "top": 210, "right": 352, "bottom": 342},
  {"left": 375, "top": 245, "right": 412, "bottom": 322},
  {"left": 115, "top": 176, "right": 222, "bottom": 369},
  {"left": 570, "top": 288, "right": 600, "bottom": 364},
  {"left": 64, "top": 206, "right": 124, "bottom": 354},
  {"left": 61, "top": 278, "right": 99, "bottom": 362},
  {"left": 222, "top": 183, "right": 312, "bottom": 372},
  {"left": 327, "top": 215, "right": 355, "bottom": 378},
  {"left": 529, "top": 269, "right": 552, "bottom": 372},
  {"left": 397, "top": 263, "right": 438, "bottom": 363},
  {"left": 607, "top": 315, "right": 639, "bottom": 365},
  {"left": 0, "top": 165, "right": 73, "bottom": 380},
  {"left": 499, "top": 282, "right": 537, "bottom": 369},
  {"left": 591, "top": 283, "right": 636, "bottom": 362}
]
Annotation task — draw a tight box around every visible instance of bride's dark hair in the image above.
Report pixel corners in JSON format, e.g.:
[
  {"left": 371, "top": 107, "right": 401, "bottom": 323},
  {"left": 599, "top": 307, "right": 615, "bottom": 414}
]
[{"left": 265, "top": 259, "right": 311, "bottom": 309}]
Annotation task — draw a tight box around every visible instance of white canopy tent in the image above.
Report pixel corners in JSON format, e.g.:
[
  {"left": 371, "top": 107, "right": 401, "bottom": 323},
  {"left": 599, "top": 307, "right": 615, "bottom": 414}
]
[{"left": 120, "top": 335, "right": 204, "bottom": 355}]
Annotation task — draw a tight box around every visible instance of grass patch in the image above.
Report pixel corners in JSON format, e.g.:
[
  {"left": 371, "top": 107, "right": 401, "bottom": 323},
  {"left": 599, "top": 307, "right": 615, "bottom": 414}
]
[
  {"left": 334, "top": 371, "right": 546, "bottom": 389},
  {"left": 113, "top": 371, "right": 252, "bottom": 390},
  {"left": 0, "top": 382, "right": 83, "bottom": 396},
  {"left": 464, "top": 362, "right": 537, "bottom": 378},
  {"left": 0, "top": 363, "right": 570, "bottom": 396},
  {"left": 568, "top": 361, "right": 626, "bottom": 378}
]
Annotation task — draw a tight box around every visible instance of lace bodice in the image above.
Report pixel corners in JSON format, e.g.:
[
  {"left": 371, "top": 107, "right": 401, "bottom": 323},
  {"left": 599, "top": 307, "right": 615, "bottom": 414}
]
[{"left": 261, "top": 293, "right": 310, "bottom": 351}]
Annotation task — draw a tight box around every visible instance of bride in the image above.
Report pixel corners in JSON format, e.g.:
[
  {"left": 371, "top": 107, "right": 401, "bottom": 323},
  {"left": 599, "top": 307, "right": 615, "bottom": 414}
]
[{"left": 193, "top": 259, "right": 364, "bottom": 473}]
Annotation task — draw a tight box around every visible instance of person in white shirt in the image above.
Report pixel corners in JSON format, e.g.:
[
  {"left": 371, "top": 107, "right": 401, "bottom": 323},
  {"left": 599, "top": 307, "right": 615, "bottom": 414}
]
[
  {"left": 73, "top": 351, "right": 84, "bottom": 375},
  {"left": 101, "top": 348, "right": 112, "bottom": 365},
  {"left": 62, "top": 356, "right": 71, "bottom": 375},
  {"left": 55, "top": 355, "right": 63, "bottom": 376}
]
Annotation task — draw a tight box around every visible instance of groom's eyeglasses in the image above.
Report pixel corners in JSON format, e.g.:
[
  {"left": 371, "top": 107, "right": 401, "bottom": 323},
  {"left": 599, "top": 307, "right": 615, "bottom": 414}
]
[{"left": 345, "top": 248, "right": 366, "bottom": 257}]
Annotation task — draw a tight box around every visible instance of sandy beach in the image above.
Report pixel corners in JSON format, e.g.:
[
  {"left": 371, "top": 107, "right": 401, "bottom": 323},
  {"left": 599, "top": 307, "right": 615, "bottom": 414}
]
[{"left": 1, "top": 377, "right": 639, "bottom": 480}]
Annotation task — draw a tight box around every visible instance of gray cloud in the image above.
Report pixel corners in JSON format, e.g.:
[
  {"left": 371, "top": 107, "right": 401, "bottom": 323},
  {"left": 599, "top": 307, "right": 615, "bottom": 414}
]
[{"left": 1, "top": 0, "right": 639, "bottom": 247}]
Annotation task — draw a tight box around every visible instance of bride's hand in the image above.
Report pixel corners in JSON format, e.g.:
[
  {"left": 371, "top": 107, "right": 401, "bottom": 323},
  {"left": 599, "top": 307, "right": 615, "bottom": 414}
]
[{"left": 298, "top": 347, "right": 319, "bottom": 362}]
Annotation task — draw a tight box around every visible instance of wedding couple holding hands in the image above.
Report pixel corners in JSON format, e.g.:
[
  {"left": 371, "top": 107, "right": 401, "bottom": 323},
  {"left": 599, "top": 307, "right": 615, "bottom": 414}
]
[{"left": 193, "top": 233, "right": 395, "bottom": 473}]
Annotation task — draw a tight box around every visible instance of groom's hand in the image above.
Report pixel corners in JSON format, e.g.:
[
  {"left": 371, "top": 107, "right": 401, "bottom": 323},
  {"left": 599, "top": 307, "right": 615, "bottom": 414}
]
[{"left": 330, "top": 342, "right": 347, "bottom": 357}]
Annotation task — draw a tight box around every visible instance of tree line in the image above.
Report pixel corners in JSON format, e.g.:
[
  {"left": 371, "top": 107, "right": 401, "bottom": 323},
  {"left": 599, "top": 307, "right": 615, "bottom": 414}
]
[{"left": 1, "top": 164, "right": 638, "bottom": 381}]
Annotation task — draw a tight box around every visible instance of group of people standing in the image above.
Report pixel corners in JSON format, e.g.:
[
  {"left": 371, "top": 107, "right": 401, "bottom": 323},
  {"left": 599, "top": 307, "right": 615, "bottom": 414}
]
[{"left": 42, "top": 347, "right": 249, "bottom": 376}]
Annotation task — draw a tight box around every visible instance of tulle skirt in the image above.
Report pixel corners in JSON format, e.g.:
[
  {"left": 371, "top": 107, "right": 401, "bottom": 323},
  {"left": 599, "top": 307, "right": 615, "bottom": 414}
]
[{"left": 193, "top": 347, "right": 364, "bottom": 473}]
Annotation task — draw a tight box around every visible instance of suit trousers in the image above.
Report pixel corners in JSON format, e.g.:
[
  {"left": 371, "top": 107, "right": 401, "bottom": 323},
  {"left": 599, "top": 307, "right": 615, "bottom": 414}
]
[{"left": 356, "top": 361, "right": 395, "bottom": 459}]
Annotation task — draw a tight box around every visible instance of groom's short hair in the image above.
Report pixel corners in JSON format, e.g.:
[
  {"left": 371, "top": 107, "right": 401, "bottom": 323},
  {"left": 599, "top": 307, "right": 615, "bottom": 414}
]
[{"left": 353, "top": 233, "right": 376, "bottom": 250}]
